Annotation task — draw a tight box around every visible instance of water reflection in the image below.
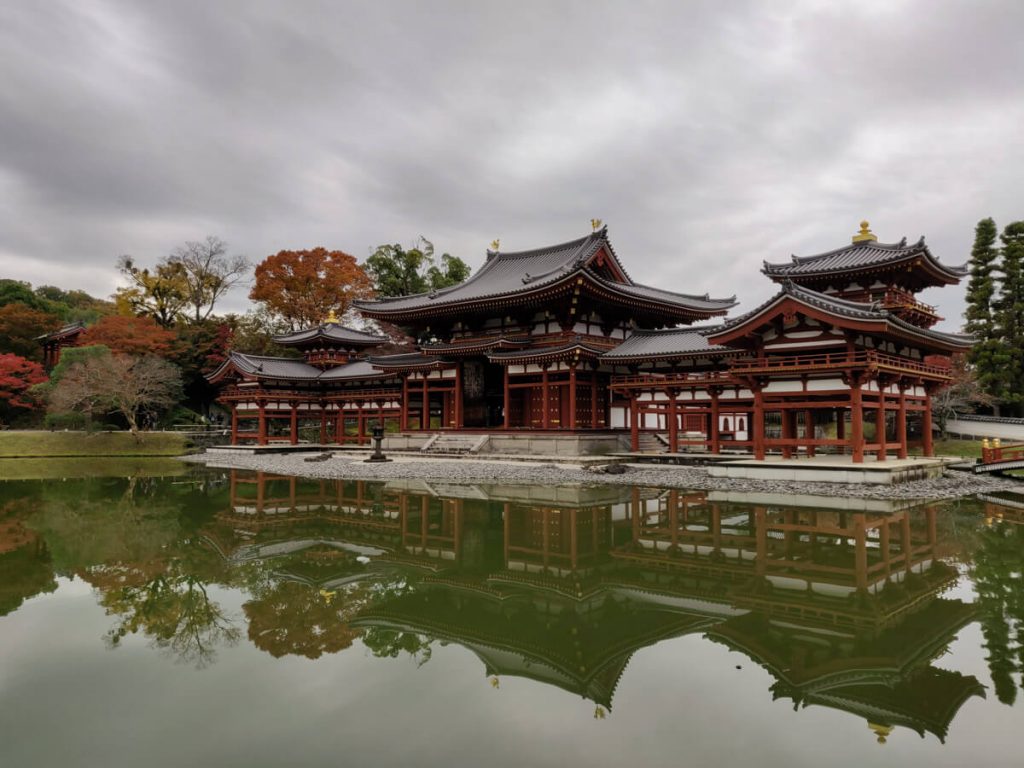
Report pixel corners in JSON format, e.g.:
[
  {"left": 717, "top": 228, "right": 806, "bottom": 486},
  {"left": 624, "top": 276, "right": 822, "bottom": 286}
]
[{"left": 4, "top": 468, "right": 1024, "bottom": 744}]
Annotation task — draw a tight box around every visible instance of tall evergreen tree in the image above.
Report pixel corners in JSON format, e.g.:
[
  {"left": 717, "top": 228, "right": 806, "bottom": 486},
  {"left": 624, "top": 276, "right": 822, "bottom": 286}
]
[
  {"left": 997, "top": 222, "right": 1024, "bottom": 416},
  {"left": 965, "top": 218, "right": 1003, "bottom": 410}
]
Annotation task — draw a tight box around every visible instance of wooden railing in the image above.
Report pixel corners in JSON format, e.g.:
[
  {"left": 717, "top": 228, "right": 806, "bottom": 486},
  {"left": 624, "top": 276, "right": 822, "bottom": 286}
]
[
  {"left": 981, "top": 441, "right": 1024, "bottom": 465},
  {"left": 609, "top": 370, "right": 733, "bottom": 389},
  {"left": 730, "top": 350, "right": 951, "bottom": 378}
]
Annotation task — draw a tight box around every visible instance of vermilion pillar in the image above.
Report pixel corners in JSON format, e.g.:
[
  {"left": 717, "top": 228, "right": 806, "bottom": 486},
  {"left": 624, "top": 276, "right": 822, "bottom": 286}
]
[
  {"left": 709, "top": 389, "right": 720, "bottom": 454},
  {"left": 257, "top": 403, "right": 267, "bottom": 446},
  {"left": 289, "top": 403, "right": 299, "bottom": 445},
  {"left": 230, "top": 404, "right": 238, "bottom": 445},
  {"left": 667, "top": 391, "right": 678, "bottom": 453},
  {"left": 850, "top": 381, "right": 864, "bottom": 463}
]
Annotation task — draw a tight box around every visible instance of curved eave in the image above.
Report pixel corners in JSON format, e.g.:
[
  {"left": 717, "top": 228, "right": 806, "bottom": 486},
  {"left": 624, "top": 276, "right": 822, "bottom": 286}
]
[
  {"left": 354, "top": 267, "right": 733, "bottom": 324},
  {"left": 763, "top": 243, "right": 967, "bottom": 287},
  {"left": 369, "top": 356, "right": 456, "bottom": 372},
  {"left": 487, "top": 341, "right": 611, "bottom": 364},
  {"left": 420, "top": 337, "right": 532, "bottom": 356},
  {"left": 707, "top": 291, "right": 973, "bottom": 353},
  {"left": 602, "top": 348, "right": 739, "bottom": 364},
  {"left": 272, "top": 326, "right": 388, "bottom": 347}
]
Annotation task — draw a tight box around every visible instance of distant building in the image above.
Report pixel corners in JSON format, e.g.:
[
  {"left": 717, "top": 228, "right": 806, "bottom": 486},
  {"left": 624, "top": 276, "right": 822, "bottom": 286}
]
[{"left": 36, "top": 322, "right": 86, "bottom": 369}]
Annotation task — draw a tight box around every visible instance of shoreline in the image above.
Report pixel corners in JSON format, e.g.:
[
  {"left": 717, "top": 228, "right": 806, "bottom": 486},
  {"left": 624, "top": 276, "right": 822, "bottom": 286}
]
[{"left": 180, "top": 450, "right": 1022, "bottom": 501}]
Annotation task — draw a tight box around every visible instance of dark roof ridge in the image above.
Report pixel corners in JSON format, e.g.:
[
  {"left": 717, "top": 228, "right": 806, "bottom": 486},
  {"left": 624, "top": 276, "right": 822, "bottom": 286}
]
[
  {"left": 781, "top": 237, "right": 920, "bottom": 265},
  {"left": 231, "top": 351, "right": 308, "bottom": 363},
  {"left": 626, "top": 323, "right": 726, "bottom": 337},
  {"left": 587, "top": 270, "right": 736, "bottom": 305},
  {"left": 489, "top": 227, "right": 604, "bottom": 261}
]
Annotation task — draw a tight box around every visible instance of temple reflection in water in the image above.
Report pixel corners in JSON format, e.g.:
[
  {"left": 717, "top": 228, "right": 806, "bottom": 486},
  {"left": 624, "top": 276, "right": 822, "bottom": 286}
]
[{"left": 189, "top": 470, "right": 990, "bottom": 742}]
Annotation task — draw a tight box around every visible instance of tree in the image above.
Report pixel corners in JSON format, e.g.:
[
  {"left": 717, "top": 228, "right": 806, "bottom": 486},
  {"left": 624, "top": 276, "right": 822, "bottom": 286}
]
[
  {"left": 79, "top": 315, "right": 177, "bottom": 357},
  {"left": 364, "top": 237, "right": 471, "bottom": 298},
  {"left": 166, "top": 236, "right": 250, "bottom": 323},
  {"left": 115, "top": 257, "right": 190, "bottom": 327},
  {"left": 48, "top": 352, "right": 182, "bottom": 437},
  {"left": 34, "top": 285, "right": 114, "bottom": 323},
  {"left": 996, "top": 222, "right": 1024, "bottom": 416},
  {"left": 932, "top": 355, "right": 996, "bottom": 437},
  {"left": 965, "top": 218, "right": 1003, "bottom": 407},
  {"left": 0, "top": 354, "right": 47, "bottom": 425},
  {"left": 249, "top": 247, "right": 375, "bottom": 330},
  {"left": 0, "top": 302, "right": 62, "bottom": 361},
  {"left": 0, "top": 279, "right": 49, "bottom": 312}
]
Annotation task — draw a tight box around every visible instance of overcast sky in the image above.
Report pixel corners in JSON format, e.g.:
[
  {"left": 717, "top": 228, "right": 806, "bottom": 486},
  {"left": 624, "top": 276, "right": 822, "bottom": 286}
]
[{"left": 2, "top": 0, "right": 1022, "bottom": 330}]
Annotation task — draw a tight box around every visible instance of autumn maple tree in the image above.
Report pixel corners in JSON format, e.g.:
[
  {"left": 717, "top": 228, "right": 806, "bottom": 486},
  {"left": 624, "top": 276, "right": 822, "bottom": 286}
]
[
  {"left": 0, "top": 353, "right": 47, "bottom": 425},
  {"left": 0, "top": 302, "right": 62, "bottom": 361},
  {"left": 249, "top": 248, "right": 375, "bottom": 330},
  {"left": 80, "top": 315, "right": 177, "bottom": 357}
]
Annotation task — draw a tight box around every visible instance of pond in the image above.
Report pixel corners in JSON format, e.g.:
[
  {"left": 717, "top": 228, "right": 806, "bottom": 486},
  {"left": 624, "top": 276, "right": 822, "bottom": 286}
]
[{"left": 1, "top": 463, "right": 1023, "bottom": 768}]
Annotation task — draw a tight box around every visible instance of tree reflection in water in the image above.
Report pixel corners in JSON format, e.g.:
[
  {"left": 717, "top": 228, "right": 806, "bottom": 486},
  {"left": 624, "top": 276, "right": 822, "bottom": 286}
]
[{"left": 6, "top": 467, "right": 1024, "bottom": 743}]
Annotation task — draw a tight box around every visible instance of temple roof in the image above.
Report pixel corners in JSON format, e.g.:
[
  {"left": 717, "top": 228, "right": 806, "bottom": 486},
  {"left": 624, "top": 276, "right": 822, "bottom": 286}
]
[
  {"left": 207, "top": 352, "right": 391, "bottom": 383},
  {"left": 763, "top": 235, "right": 967, "bottom": 286},
  {"left": 368, "top": 352, "right": 455, "bottom": 371},
  {"left": 708, "top": 281, "right": 973, "bottom": 351},
  {"left": 353, "top": 227, "right": 735, "bottom": 319},
  {"left": 273, "top": 323, "right": 387, "bottom": 347},
  {"left": 486, "top": 338, "right": 611, "bottom": 363},
  {"left": 602, "top": 325, "right": 736, "bottom": 361}
]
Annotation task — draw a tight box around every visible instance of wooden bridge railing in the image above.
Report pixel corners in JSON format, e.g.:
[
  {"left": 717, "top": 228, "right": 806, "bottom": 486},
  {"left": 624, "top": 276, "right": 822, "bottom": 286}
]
[{"left": 981, "top": 440, "right": 1024, "bottom": 465}]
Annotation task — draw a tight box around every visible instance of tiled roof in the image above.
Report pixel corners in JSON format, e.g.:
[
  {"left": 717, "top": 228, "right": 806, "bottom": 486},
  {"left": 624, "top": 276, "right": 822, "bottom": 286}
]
[
  {"left": 36, "top": 322, "right": 86, "bottom": 341},
  {"left": 763, "top": 237, "right": 967, "bottom": 282},
  {"left": 209, "top": 353, "right": 391, "bottom": 382},
  {"left": 712, "top": 282, "right": 973, "bottom": 349},
  {"left": 486, "top": 339, "right": 610, "bottom": 362},
  {"left": 354, "top": 228, "right": 734, "bottom": 316},
  {"left": 368, "top": 353, "right": 454, "bottom": 370},
  {"left": 602, "top": 326, "right": 736, "bottom": 360},
  {"left": 273, "top": 323, "right": 387, "bottom": 347}
]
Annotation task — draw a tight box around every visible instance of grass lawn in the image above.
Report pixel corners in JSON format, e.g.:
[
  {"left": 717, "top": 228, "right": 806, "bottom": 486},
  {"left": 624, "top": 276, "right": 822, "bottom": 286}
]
[{"left": 0, "top": 430, "right": 192, "bottom": 458}]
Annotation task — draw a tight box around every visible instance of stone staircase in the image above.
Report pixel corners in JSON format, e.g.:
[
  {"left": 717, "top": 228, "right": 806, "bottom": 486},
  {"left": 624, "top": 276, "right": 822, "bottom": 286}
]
[
  {"left": 636, "top": 433, "right": 669, "bottom": 453},
  {"left": 420, "top": 433, "right": 490, "bottom": 456}
]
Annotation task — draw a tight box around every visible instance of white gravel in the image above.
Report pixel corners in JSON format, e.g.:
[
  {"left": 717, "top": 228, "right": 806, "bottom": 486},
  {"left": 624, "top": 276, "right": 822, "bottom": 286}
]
[{"left": 180, "top": 451, "right": 1023, "bottom": 501}]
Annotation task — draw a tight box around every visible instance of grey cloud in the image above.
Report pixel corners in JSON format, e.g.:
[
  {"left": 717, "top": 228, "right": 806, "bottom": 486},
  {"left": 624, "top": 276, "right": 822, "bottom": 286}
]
[{"left": 0, "top": 0, "right": 1021, "bottom": 325}]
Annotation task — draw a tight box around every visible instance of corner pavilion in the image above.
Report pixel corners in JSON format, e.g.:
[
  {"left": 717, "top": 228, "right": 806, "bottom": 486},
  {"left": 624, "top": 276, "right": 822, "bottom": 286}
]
[{"left": 207, "top": 222, "right": 972, "bottom": 461}]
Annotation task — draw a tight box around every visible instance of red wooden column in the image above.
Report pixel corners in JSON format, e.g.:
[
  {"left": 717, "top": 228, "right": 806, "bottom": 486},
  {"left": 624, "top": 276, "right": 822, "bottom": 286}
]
[
  {"left": 257, "top": 402, "right": 268, "bottom": 446},
  {"left": 876, "top": 385, "right": 887, "bottom": 461},
  {"left": 630, "top": 395, "right": 640, "bottom": 451},
  {"left": 289, "top": 403, "right": 299, "bottom": 445},
  {"left": 667, "top": 390, "right": 678, "bottom": 453},
  {"left": 541, "top": 366, "right": 550, "bottom": 429},
  {"left": 230, "top": 403, "right": 238, "bottom": 445},
  {"left": 804, "top": 409, "right": 815, "bottom": 457},
  {"left": 590, "top": 372, "right": 599, "bottom": 428},
  {"left": 752, "top": 387, "right": 765, "bottom": 460},
  {"left": 709, "top": 388, "right": 720, "bottom": 454},
  {"left": 400, "top": 375, "right": 409, "bottom": 431},
  {"left": 503, "top": 366, "right": 511, "bottom": 429},
  {"left": 850, "top": 379, "right": 864, "bottom": 463},
  {"left": 781, "top": 406, "right": 794, "bottom": 459},
  {"left": 421, "top": 376, "right": 429, "bottom": 430},
  {"left": 454, "top": 363, "right": 463, "bottom": 428},
  {"left": 896, "top": 383, "right": 908, "bottom": 459},
  {"left": 922, "top": 386, "right": 934, "bottom": 457},
  {"left": 568, "top": 364, "right": 577, "bottom": 430}
]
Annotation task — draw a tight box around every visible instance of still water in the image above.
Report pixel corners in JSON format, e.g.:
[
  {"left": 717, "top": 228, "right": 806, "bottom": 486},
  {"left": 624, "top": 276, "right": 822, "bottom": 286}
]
[{"left": 2, "top": 463, "right": 1024, "bottom": 767}]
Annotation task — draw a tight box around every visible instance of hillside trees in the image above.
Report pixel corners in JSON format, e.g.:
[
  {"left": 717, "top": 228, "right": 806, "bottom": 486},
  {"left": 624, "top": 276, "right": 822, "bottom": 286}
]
[
  {"left": 80, "top": 315, "right": 178, "bottom": 357},
  {"left": 0, "top": 303, "right": 62, "bottom": 361},
  {"left": 249, "top": 248, "right": 374, "bottom": 330}
]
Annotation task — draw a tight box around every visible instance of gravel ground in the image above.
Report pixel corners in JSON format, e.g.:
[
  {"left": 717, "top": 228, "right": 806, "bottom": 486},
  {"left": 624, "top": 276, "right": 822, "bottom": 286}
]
[{"left": 180, "top": 451, "right": 1023, "bottom": 501}]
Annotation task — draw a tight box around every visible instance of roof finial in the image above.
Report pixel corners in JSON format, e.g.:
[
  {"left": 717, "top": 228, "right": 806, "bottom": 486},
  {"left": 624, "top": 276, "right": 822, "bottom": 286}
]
[
  {"left": 590, "top": 218, "right": 603, "bottom": 232},
  {"left": 490, "top": 238, "right": 500, "bottom": 251},
  {"left": 852, "top": 220, "right": 877, "bottom": 243},
  {"left": 325, "top": 308, "right": 339, "bottom": 324}
]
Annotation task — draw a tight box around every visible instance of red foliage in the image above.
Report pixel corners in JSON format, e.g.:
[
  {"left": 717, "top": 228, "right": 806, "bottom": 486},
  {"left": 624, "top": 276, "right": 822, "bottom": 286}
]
[
  {"left": 249, "top": 248, "right": 374, "bottom": 329},
  {"left": 0, "top": 353, "right": 47, "bottom": 413},
  {"left": 80, "top": 315, "right": 177, "bottom": 357}
]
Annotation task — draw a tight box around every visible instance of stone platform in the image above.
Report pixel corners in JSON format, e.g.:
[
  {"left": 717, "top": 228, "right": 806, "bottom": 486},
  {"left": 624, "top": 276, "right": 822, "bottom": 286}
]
[{"left": 707, "top": 455, "right": 954, "bottom": 485}]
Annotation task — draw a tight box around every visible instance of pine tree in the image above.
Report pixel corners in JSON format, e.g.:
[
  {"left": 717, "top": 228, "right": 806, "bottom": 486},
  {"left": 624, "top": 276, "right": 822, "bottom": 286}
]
[
  {"left": 965, "top": 218, "right": 1003, "bottom": 409},
  {"left": 996, "top": 222, "right": 1024, "bottom": 416}
]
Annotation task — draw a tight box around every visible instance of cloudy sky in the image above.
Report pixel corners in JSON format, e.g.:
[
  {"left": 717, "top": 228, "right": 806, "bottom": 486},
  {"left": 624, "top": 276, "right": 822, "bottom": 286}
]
[{"left": 2, "top": 0, "right": 1022, "bottom": 329}]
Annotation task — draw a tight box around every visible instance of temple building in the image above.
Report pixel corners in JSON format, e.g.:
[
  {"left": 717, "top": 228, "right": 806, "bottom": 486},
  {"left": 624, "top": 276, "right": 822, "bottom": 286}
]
[
  {"left": 37, "top": 322, "right": 86, "bottom": 369},
  {"left": 208, "top": 222, "right": 971, "bottom": 461}
]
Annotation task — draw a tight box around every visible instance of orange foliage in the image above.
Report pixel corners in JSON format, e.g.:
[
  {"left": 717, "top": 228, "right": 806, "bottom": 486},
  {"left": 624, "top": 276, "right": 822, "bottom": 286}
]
[
  {"left": 249, "top": 247, "right": 374, "bottom": 329},
  {"left": 80, "top": 315, "right": 177, "bottom": 357}
]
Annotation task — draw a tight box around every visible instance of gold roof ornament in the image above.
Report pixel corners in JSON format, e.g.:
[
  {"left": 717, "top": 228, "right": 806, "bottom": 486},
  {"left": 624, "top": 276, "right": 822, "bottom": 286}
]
[
  {"left": 868, "top": 722, "right": 893, "bottom": 744},
  {"left": 325, "top": 308, "right": 339, "bottom": 324},
  {"left": 852, "top": 220, "right": 878, "bottom": 243},
  {"left": 490, "top": 239, "right": 500, "bottom": 251},
  {"left": 591, "top": 218, "right": 603, "bottom": 232}
]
